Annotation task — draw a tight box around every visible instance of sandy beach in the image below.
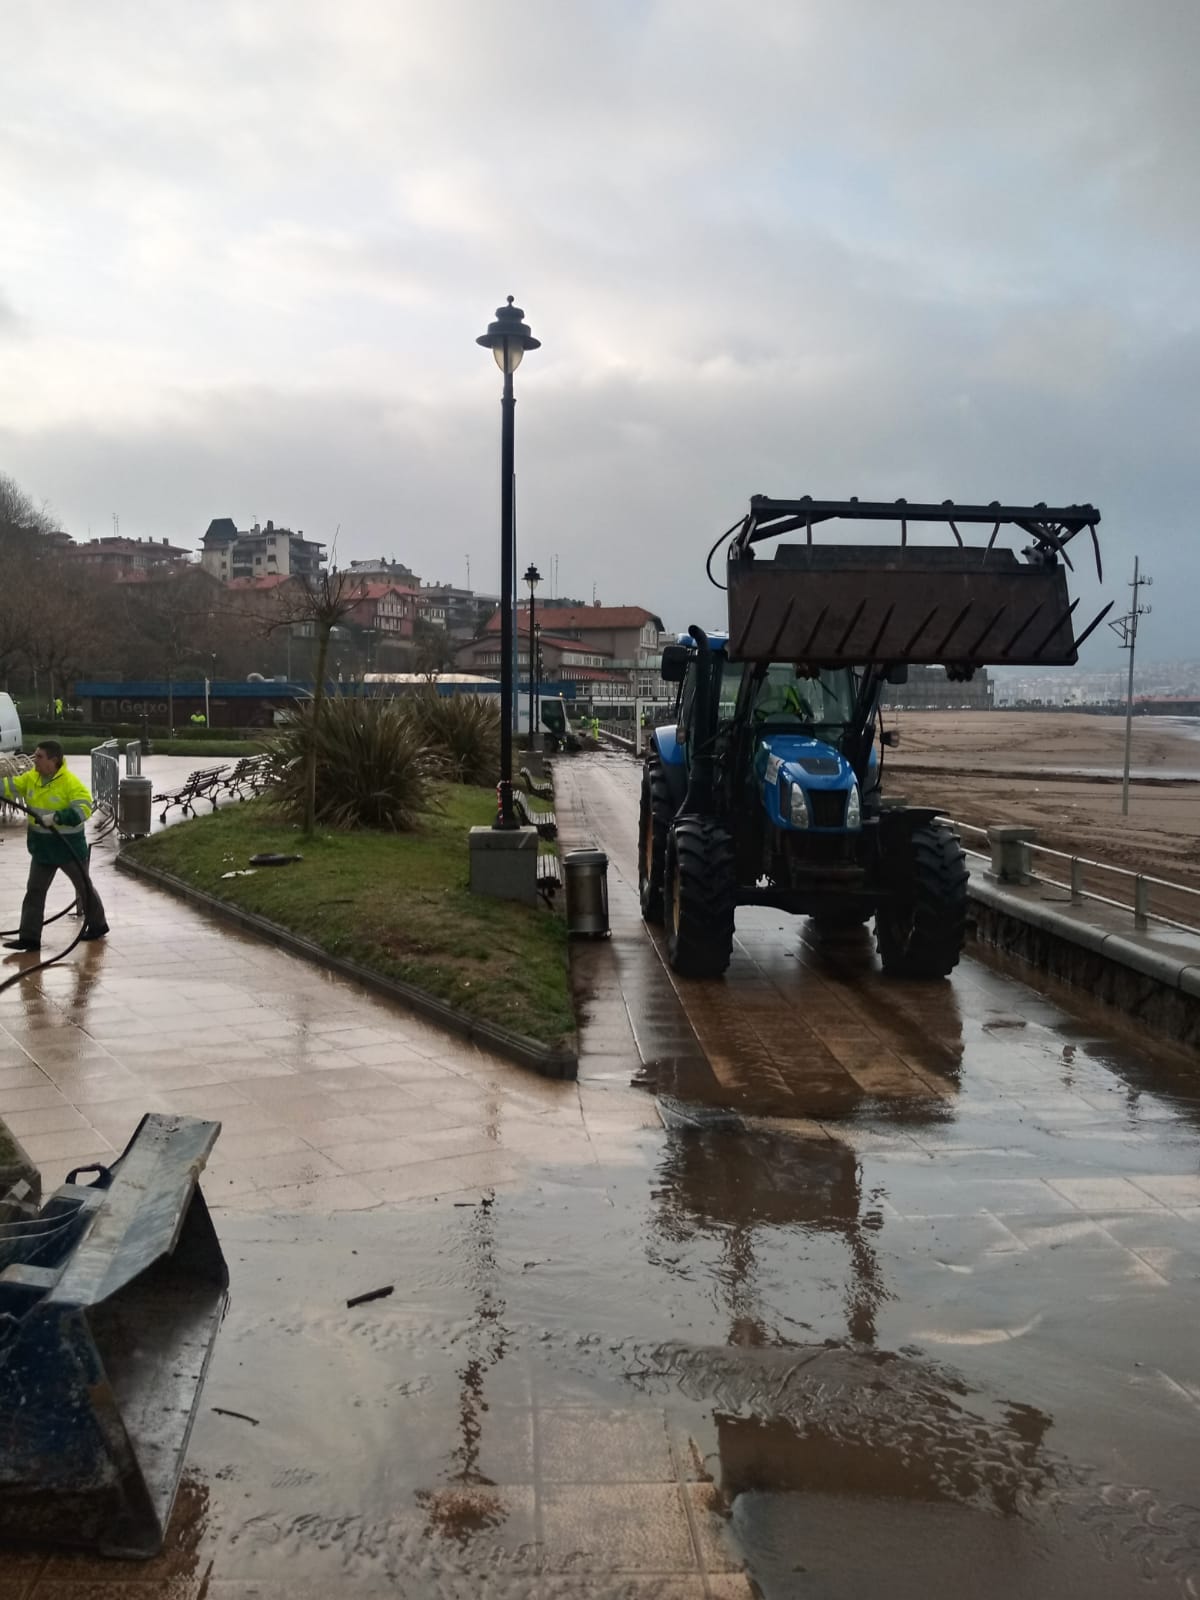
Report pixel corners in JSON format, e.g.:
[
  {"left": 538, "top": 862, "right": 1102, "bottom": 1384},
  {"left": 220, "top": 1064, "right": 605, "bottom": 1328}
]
[{"left": 889, "top": 711, "right": 1200, "bottom": 893}]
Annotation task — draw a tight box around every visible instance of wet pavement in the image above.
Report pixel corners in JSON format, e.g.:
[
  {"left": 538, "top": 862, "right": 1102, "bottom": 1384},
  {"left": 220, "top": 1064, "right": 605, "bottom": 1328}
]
[{"left": 1, "top": 754, "right": 1199, "bottom": 1597}]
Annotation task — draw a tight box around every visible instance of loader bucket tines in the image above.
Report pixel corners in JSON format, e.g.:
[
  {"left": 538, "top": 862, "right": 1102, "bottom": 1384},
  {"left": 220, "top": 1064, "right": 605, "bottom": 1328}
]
[{"left": 725, "top": 498, "right": 1110, "bottom": 668}]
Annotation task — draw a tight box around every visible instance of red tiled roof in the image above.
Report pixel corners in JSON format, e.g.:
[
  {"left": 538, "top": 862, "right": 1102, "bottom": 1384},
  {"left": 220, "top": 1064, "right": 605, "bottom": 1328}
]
[
  {"left": 346, "top": 581, "right": 418, "bottom": 600},
  {"left": 225, "top": 574, "right": 296, "bottom": 590}
]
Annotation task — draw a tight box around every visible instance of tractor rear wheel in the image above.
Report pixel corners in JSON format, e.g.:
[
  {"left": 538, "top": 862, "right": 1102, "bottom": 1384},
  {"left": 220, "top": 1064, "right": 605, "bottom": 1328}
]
[
  {"left": 876, "top": 823, "right": 968, "bottom": 978},
  {"left": 638, "top": 757, "right": 674, "bottom": 923},
  {"left": 665, "top": 817, "right": 736, "bottom": 977}
]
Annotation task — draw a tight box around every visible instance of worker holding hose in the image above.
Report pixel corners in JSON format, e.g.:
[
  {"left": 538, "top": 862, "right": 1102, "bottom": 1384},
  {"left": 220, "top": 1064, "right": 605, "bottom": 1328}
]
[{"left": 1, "top": 740, "right": 108, "bottom": 952}]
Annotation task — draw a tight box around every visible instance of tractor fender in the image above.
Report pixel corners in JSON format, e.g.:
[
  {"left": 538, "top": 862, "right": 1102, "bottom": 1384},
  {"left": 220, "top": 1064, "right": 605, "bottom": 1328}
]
[
  {"left": 879, "top": 806, "right": 942, "bottom": 839},
  {"left": 648, "top": 727, "right": 688, "bottom": 809},
  {"left": 653, "top": 726, "right": 686, "bottom": 767}
]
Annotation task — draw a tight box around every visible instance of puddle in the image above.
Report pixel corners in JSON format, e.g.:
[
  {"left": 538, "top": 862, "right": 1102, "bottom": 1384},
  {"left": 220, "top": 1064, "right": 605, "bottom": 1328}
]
[{"left": 18, "top": 1133, "right": 1198, "bottom": 1598}]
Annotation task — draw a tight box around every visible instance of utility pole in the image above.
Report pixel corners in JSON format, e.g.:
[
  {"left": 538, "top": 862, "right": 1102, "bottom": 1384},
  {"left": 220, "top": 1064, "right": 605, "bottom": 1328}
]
[{"left": 1108, "top": 556, "right": 1152, "bottom": 816}]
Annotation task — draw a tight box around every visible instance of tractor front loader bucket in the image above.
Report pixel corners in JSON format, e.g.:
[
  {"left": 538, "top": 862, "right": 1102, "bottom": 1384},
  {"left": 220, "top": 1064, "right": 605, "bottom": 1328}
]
[
  {"left": 0, "top": 1113, "right": 227, "bottom": 1559},
  {"left": 729, "top": 545, "right": 1085, "bottom": 667},
  {"left": 724, "top": 498, "right": 1110, "bottom": 668}
]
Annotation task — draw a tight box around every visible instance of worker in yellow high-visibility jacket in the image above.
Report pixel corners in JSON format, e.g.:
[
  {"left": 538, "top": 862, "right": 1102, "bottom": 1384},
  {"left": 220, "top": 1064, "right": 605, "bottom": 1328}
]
[{"left": 0, "top": 740, "right": 108, "bottom": 952}]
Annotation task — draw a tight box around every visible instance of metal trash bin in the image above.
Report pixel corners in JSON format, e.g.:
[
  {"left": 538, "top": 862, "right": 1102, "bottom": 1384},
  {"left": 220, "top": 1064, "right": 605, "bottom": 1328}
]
[
  {"left": 564, "top": 847, "right": 610, "bottom": 938},
  {"left": 118, "top": 774, "right": 153, "bottom": 838}
]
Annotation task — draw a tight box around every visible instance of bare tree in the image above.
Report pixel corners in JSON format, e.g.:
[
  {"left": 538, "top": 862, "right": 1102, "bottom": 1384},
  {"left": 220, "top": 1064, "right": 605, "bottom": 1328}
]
[
  {"left": 21, "top": 562, "right": 103, "bottom": 712},
  {"left": 125, "top": 568, "right": 229, "bottom": 730},
  {"left": 413, "top": 620, "right": 456, "bottom": 683},
  {"left": 0, "top": 474, "right": 56, "bottom": 687},
  {"left": 0, "top": 472, "right": 56, "bottom": 540}
]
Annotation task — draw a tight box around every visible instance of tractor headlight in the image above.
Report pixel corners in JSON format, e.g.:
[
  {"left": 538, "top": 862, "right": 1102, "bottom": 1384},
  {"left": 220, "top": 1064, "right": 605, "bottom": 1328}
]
[
  {"left": 788, "top": 782, "right": 809, "bottom": 828},
  {"left": 845, "top": 782, "right": 862, "bottom": 830}
]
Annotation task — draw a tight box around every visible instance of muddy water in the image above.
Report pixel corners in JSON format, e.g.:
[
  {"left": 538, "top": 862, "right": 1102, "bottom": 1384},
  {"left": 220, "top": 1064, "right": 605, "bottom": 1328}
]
[{"left": 33, "top": 1095, "right": 1200, "bottom": 1598}]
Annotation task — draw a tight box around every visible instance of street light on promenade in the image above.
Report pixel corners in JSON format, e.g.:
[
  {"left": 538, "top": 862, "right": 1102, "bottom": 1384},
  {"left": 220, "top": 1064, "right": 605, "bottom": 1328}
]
[
  {"left": 533, "top": 621, "right": 543, "bottom": 739},
  {"left": 523, "top": 563, "right": 541, "bottom": 750},
  {"left": 476, "top": 296, "right": 540, "bottom": 829}
]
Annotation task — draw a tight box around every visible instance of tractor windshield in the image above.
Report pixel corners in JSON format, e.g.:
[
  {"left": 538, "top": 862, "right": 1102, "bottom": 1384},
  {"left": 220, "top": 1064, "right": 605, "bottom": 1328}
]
[{"left": 748, "top": 663, "right": 857, "bottom": 737}]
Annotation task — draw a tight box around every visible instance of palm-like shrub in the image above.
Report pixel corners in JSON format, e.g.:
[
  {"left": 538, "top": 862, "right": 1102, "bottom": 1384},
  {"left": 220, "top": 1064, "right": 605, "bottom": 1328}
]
[
  {"left": 406, "top": 692, "right": 500, "bottom": 786},
  {"left": 266, "top": 694, "right": 436, "bottom": 831}
]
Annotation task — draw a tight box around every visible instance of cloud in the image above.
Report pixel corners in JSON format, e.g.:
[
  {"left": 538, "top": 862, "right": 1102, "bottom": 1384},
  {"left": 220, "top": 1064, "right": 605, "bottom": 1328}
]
[
  {"left": 0, "top": 0, "right": 1196, "bottom": 661},
  {"left": 0, "top": 289, "right": 23, "bottom": 337}
]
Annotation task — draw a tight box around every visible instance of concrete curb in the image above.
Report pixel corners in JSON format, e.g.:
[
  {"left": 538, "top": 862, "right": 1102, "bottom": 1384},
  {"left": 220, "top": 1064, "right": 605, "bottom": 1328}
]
[
  {"left": 967, "top": 873, "right": 1200, "bottom": 1050},
  {"left": 115, "top": 854, "right": 579, "bottom": 1081}
]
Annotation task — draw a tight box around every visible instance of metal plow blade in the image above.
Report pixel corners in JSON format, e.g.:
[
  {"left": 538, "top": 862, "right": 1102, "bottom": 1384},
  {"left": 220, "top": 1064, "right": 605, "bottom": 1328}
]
[
  {"left": 727, "top": 545, "right": 1102, "bottom": 667},
  {"left": 0, "top": 1114, "right": 227, "bottom": 1559}
]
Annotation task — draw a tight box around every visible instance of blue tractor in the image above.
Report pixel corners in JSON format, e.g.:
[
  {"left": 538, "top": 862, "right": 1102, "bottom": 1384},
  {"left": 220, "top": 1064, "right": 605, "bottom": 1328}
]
[{"left": 640, "top": 496, "right": 1109, "bottom": 979}]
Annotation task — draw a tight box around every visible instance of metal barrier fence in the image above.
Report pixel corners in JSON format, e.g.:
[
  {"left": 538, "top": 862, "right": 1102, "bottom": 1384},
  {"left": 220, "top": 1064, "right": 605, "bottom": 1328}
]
[
  {"left": 90, "top": 741, "right": 121, "bottom": 817},
  {"left": 951, "top": 819, "right": 1200, "bottom": 938}
]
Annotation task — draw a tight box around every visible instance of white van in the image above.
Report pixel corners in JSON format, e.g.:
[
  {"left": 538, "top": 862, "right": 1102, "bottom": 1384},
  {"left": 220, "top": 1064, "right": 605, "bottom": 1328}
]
[{"left": 0, "top": 693, "right": 23, "bottom": 753}]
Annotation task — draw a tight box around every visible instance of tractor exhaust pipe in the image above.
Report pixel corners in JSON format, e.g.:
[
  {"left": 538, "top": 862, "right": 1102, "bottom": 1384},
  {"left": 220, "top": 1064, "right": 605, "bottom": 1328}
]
[{"left": 680, "top": 625, "right": 716, "bottom": 816}]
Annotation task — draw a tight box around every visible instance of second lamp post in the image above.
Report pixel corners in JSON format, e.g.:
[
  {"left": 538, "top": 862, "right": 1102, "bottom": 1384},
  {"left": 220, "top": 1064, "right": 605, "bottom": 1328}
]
[
  {"left": 476, "top": 296, "right": 540, "bottom": 829},
  {"left": 524, "top": 562, "right": 541, "bottom": 749}
]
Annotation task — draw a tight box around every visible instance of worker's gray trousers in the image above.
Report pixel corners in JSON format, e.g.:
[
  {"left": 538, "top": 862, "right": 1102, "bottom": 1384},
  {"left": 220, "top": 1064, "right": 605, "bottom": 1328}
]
[{"left": 19, "top": 856, "right": 106, "bottom": 946}]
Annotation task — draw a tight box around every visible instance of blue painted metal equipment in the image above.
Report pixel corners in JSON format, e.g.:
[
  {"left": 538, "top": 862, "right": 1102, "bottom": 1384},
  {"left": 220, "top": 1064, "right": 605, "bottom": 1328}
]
[{"left": 0, "top": 1114, "right": 227, "bottom": 1558}]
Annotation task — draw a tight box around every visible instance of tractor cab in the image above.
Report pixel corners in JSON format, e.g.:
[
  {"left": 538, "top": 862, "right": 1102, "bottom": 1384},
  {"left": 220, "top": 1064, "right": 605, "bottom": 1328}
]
[
  {"left": 737, "top": 661, "right": 874, "bottom": 835},
  {"left": 656, "top": 643, "right": 880, "bottom": 841}
]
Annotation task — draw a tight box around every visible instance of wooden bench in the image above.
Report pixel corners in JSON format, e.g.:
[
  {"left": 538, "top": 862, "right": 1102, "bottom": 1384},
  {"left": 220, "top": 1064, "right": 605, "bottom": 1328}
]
[
  {"left": 154, "top": 765, "right": 229, "bottom": 822},
  {"left": 217, "top": 754, "right": 270, "bottom": 800},
  {"left": 513, "top": 791, "right": 557, "bottom": 840},
  {"left": 536, "top": 851, "right": 561, "bottom": 904},
  {"left": 520, "top": 766, "right": 554, "bottom": 801}
]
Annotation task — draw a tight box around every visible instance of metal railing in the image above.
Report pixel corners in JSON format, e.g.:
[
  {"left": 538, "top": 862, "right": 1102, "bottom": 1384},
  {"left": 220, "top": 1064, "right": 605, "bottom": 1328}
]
[
  {"left": 951, "top": 819, "right": 1200, "bottom": 938},
  {"left": 89, "top": 741, "right": 121, "bottom": 818},
  {"left": 596, "top": 721, "right": 636, "bottom": 751},
  {"left": 0, "top": 753, "right": 32, "bottom": 819}
]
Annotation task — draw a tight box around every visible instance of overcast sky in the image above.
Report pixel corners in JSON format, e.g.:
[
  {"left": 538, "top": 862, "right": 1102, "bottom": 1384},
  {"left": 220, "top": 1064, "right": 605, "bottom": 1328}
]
[{"left": 1, "top": 1, "right": 1196, "bottom": 663}]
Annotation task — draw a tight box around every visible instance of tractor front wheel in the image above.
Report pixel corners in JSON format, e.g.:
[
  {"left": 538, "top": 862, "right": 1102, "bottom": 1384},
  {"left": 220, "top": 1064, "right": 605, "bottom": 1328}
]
[
  {"left": 665, "top": 817, "right": 736, "bottom": 977},
  {"left": 639, "top": 757, "right": 674, "bottom": 923},
  {"left": 876, "top": 823, "right": 968, "bottom": 979}
]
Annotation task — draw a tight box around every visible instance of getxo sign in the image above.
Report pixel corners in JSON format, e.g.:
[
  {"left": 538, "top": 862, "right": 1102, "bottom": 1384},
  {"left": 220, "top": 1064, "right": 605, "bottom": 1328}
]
[{"left": 99, "top": 699, "right": 172, "bottom": 718}]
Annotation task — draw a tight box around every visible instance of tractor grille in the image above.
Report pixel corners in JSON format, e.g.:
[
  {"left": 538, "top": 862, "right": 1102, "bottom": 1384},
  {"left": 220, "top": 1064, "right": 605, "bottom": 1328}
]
[
  {"left": 808, "top": 790, "right": 847, "bottom": 829},
  {"left": 797, "top": 757, "right": 840, "bottom": 775}
]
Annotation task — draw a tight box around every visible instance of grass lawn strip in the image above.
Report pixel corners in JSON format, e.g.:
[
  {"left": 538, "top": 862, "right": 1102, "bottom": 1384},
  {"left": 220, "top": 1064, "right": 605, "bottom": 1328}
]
[{"left": 122, "top": 787, "right": 573, "bottom": 1049}]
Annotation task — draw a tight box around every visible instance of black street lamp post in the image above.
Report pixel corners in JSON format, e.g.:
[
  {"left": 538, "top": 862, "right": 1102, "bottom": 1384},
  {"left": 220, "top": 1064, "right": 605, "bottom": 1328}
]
[
  {"left": 523, "top": 563, "right": 541, "bottom": 749},
  {"left": 533, "top": 621, "right": 542, "bottom": 732},
  {"left": 477, "top": 297, "right": 540, "bottom": 829}
]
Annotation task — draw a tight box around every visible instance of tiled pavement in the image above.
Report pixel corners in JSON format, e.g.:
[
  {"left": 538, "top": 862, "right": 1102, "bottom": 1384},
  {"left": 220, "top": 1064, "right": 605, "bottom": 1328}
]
[
  {"left": 0, "top": 835, "right": 649, "bottom": 1211},
  {"left": 2, "top": 759, "right": 1200, "bottom": 1596}
]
